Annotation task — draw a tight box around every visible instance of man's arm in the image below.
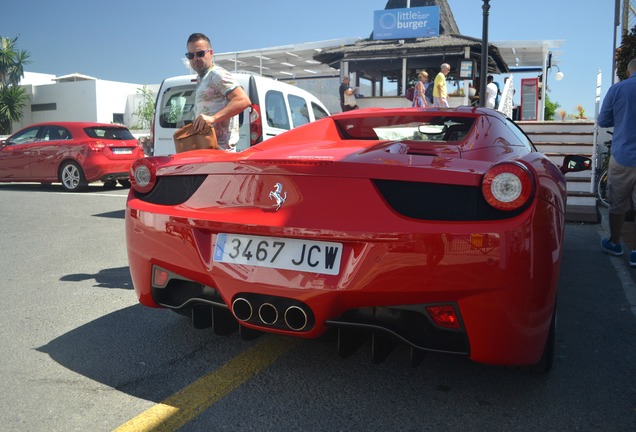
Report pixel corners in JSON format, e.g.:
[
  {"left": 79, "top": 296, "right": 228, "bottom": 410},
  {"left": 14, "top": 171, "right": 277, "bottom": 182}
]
[
  {"left": 193, "top": 87, "right": 251, "bottom": 131},
  {"left": 597, "top": 88, "right": 614, "bottom": 128}
]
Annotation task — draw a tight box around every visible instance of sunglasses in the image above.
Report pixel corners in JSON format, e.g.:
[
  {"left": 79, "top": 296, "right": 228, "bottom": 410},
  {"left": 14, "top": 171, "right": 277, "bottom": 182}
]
[{"left": 185, "top": 50, "right": 210, "bottom": 60}]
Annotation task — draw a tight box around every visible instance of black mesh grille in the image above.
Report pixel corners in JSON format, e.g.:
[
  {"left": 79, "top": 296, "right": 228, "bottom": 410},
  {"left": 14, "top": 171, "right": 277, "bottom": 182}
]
[
  {"left": 135, "top": 175, "right": 206, "bottom": 205},
  {"left": 373, "top": 179, "right": 526, "bottom": 221}
]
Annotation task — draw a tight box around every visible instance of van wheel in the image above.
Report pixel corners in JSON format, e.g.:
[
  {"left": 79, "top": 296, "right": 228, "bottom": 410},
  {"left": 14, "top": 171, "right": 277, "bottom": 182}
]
[{"left": 59, "top": 161, "right": 87, "bottom": 192}]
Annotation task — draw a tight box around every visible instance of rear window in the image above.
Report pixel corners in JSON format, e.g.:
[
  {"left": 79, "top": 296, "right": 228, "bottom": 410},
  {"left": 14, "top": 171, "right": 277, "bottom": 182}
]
[
  {"left": 312, "top": 103, "right": 329, "bottom": 120},
  {"left": 289, "top": 95, "right": 309, "bottom": 127},
  {"left": 265, "top": 91, "right": 290, "bottom": 130},
  {"left": 336, "top": 115, "right": 475, "bottom": 142},
  {"left": 158, "top": 84, "right": 196, "bottom": 128},
  {"left": 84, "top": 127, "right": 134, "bottom": 140}
]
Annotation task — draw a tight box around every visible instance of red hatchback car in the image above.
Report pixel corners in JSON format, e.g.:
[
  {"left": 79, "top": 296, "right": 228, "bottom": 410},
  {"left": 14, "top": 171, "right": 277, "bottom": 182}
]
[
  {"left": 0, "top": 122, "right": 144, "bottom": 191},
  {"left": 125, "top": 107, "right": 588, "bottom": 373}
]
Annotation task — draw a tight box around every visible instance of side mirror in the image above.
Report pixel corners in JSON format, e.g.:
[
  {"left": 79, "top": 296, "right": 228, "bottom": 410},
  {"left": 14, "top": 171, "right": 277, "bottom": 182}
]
[{"left": 560, "top": 155, "right": 592, "bottom": 174}]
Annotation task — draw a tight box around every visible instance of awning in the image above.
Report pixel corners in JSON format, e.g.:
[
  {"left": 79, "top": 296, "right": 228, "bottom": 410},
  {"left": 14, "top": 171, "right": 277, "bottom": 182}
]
[{"left": 214, "top": 38, "right": 361, "bottom": 80}]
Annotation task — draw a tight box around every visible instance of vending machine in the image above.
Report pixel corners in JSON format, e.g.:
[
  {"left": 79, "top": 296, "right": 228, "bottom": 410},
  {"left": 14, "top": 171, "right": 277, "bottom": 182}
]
[{"left": 520, "top": 78, "right": 539, "bottom": 121}]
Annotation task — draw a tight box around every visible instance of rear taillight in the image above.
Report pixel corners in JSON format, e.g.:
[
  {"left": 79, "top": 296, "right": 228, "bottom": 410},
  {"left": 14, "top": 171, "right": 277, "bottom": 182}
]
[
  {"left": 481, "top": 162, "right": 534, "bottom": 211},
  {"left": 88, "top": 141, "right": 106, "bottom": 152},
  {"left": 130, "top": 158, "right": 162, "bottom": 193},
  {"left": 249, "top": 104, "right": 262, "bottom": 145}
]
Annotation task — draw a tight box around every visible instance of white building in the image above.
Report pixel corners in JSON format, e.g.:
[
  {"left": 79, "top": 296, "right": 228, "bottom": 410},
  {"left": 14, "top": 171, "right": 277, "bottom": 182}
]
[{"left": 13, "top": 72, "right": 158, "bottom": 133}]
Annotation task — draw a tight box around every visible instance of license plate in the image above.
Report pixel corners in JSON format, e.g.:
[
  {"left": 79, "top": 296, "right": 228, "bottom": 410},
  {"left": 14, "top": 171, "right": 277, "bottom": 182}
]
[
  {"left": 112, "top": 148, "right": 133, "bottom": 154},
  {"left": 213, "top": 233, "right": 342, "bottom": 275}
]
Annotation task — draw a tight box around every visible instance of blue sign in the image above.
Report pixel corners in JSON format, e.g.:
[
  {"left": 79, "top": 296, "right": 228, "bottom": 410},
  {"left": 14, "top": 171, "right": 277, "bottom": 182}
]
[{"left": 373, "top": 6, "right": 440, "bottom": 40}]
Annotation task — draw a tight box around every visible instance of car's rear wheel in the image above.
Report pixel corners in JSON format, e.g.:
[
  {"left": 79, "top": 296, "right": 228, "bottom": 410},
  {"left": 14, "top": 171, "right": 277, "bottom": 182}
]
[
  {"left": 118, "top": 179, "right": 131, "bottom": 188},
  {"left": 59, "top": 161, "right": 87, "bottom": 192},
  {"left": 527, "top": 308, "right": 556, "bottom": 374}
]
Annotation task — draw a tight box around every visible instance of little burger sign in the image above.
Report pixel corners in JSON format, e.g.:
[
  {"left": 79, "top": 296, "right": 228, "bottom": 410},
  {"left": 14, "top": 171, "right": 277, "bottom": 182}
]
[{"left": 373, "top": 6, "right": 440, "bottom": 40}]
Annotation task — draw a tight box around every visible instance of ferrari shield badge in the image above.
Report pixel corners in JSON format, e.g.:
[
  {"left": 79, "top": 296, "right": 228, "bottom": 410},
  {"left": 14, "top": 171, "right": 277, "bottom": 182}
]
[{"left": 268, "top": 182, "right": 287, "bottom": 211}]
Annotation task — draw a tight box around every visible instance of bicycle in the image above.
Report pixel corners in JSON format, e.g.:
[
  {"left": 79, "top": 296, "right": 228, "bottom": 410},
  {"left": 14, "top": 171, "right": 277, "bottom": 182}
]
[{"left": 596, "top": 131, "right": 612, "bottom": 207}]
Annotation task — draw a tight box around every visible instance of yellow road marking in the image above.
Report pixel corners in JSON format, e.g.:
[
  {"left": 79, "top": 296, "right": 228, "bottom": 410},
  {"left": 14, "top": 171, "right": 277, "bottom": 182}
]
[{"left": 113, "top": 335, "right": 298, "bottom": 432}]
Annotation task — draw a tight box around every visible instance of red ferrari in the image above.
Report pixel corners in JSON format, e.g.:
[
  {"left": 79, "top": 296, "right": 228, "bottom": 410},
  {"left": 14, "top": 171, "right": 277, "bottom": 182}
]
[
  {"left": 125, "top": 107, "right": 588, "bottom": 372},
  {"left": 0, "top": 122, "right": 144, "bottom": 191}
]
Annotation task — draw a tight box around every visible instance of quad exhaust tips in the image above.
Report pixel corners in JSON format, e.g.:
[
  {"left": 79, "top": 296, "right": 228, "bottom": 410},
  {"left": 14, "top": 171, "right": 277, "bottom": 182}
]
[
  {"left": 232, "top": 297, "right": 253, "bottom": 321},
  {"left": 284, "top": 306, "right": 309, "bottom": 331},
  {"left": 231, "top": 294, "right": 313, "bottom": 332}
]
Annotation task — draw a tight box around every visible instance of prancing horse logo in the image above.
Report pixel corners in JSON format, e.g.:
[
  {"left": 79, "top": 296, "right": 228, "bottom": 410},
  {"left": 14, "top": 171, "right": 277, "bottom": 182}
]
[{"left": 268, "top": 182, "right": 287, "bottom": 210}]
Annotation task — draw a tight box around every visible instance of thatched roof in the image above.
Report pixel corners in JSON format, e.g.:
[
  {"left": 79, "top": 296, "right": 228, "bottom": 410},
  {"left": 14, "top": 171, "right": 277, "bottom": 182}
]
[
  {"left": 312, "top": 0, "right": 509, "bottom": 76},
  {"left": 314, "top": 34, "right": 510, "bottom": 75}
]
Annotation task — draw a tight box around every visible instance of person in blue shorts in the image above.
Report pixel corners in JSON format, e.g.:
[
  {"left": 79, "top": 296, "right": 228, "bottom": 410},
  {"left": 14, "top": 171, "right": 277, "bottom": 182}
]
[{"left": 598, "top": 58, "right": 636, "bottom": 266}]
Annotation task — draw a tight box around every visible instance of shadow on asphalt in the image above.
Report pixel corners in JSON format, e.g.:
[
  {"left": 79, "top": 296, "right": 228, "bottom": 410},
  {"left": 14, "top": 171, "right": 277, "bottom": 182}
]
[
  {"left": 60, "top": 266, "right": 133, "bottom": 289},
  {"left": 92, "top": 209, "right": 125, "bottom": 219},
  {"left": 0, "top": 183, "right": 128, "bottom": 193},
  {"left": 36, "top": 304, "right": 216, "bottom": 403}
]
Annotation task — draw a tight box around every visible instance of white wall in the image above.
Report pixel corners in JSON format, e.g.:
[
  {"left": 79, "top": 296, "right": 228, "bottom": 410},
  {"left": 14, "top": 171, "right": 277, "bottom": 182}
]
[
  {"left": 124, "top": 84, "right": 160, "bottom": 129},
  {"left": 11, "top": 75, "right": 153, "bottom": 133},
  {"left": 20, "top": 72, "right": 56, "bottom": 86},
  {"left": 95, "top": 80, "right": 144, "bottom": 124}
]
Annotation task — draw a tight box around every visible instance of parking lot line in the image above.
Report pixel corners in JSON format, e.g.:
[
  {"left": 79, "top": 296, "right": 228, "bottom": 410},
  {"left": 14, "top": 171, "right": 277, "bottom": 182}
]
[
  {"left": 113, "top": 335, "right": 298, "bottom": 432},
  {"left": 52, "top": 192, "right": 128, "bottom": 197}
]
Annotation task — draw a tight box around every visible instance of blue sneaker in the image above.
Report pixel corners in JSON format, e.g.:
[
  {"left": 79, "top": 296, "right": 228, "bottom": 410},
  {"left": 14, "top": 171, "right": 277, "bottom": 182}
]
[
  {"left": 601, "top": 238, "right": 623, "bottom": 256},
  {"left": 630, "top": 251, "right": 636, "bottom": 267}
]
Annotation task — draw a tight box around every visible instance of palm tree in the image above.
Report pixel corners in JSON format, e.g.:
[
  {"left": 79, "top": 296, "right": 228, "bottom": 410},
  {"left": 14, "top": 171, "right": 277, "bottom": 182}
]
[{"left": 0, "top": 36, "right": 30, "bottom": 135}]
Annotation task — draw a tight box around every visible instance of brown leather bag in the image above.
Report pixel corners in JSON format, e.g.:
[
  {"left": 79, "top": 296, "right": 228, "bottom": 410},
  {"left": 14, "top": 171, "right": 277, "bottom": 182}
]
[{"left": 173, "top": 123, "right": 218, "bottom": 153}]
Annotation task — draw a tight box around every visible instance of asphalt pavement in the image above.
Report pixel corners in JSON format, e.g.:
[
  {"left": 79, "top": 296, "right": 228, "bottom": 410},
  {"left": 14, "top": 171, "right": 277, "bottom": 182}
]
[
  {"left": 0, "top": 185, "right": 635, "bottom": 431},
  {"left": 596, "top": 206, "right": 636, "bottom": 317}
]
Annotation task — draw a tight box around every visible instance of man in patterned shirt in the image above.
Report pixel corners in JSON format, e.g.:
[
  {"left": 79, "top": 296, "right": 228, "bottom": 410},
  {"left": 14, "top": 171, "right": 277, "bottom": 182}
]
[{"left": 187, "top": 33, "right": 250, "bottom": 150}]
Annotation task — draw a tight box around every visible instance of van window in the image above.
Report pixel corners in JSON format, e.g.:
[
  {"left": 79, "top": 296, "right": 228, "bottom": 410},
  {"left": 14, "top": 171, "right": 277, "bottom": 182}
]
[
  {"left": 265, "top": 91, "right": 290, "bottom": 130},
  {"left": 289, "top": 95, "right": 310, "bottom": 127},
  {"left": 312, "top": 103, "right": 329, "bottom": 121},
  {"left": 159, "top": 85, "right": 195, "bottom": 128}
]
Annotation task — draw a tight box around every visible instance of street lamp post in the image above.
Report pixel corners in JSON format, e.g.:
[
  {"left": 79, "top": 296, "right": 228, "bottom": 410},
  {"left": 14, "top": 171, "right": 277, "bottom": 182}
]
[{"left": 479, "top": 0, "right": 490, "bottom": 107}]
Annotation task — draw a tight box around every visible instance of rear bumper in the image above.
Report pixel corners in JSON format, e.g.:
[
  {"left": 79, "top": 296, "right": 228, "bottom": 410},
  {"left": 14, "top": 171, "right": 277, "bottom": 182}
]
[
  {"left": 81, "top": 153, "right": 138, "bottom": 182},
  {"left": 99, "top": 171, "right": 129, "bottom": 182},
  {"left": 125, "top": 199, "right": 563, "bottom": 366}
]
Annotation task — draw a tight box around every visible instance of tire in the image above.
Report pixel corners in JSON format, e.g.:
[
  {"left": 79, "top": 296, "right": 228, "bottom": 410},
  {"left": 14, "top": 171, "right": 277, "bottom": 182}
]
[
  {"left": 59, "top": 161, "right": 87, "bottom": 192},
  {"left": 527, "top": 308, "right": 556, "bottom": 374},
  {"left": 118, "top": 179, "right": 131, "bottom": 188},
  {"left": 597, "top": 169, "right": 609, "bottom": 208}
]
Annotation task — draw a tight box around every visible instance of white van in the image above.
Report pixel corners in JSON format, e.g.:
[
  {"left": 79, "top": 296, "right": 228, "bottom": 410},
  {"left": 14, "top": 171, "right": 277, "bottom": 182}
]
[{"left": 150, "top": 72, "right": 330, "bottom": 156}]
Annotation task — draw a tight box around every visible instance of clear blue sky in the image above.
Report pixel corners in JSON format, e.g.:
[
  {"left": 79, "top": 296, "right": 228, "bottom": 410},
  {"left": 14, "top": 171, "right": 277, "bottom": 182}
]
[{"left": 3, "top": 0, "right": 615, "bottom": 118}]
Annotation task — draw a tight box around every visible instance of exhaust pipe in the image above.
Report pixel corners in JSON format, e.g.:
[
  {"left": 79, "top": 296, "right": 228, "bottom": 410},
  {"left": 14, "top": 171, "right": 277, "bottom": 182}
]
[
  {"left": 232, "top": 297, "right": 253, "bottom": 321},
  {"left": 285, "top": 306, "right": 308, "bottom": 331},
  {"left": 258, "top": 303, "right": 279, "bottom": 325},
  {"left": 232, "top": 294, "right": 313, "bottom": 331}
]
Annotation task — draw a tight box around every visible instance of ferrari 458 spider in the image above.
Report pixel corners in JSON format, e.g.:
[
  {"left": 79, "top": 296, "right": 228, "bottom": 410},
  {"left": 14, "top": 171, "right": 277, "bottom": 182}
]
[{"left": 125, "top": 107, "right": 589, "bottom": 372}]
